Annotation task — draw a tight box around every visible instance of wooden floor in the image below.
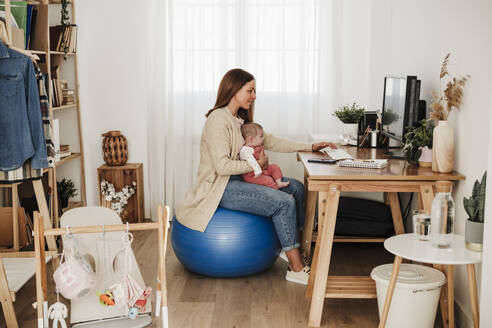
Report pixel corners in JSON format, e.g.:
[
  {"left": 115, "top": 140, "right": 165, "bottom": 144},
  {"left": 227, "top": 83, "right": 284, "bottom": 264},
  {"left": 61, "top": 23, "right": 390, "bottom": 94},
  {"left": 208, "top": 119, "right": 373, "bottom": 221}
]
[{"left": 1, "top": 229, "right": 442, "bottom": 328}]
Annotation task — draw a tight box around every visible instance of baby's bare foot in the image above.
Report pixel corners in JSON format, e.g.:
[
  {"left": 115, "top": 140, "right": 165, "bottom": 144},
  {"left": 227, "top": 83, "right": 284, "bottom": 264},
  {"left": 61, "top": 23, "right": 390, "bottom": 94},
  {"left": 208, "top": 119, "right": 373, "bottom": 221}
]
[{"left": 276, "top": 180, "right": 290, "bottom": 188}]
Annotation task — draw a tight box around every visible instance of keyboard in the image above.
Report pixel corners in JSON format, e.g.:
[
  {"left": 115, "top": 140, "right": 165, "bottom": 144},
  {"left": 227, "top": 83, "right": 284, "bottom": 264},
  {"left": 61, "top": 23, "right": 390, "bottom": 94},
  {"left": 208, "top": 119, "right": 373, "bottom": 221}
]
[{"left": 321, "top": 147, "right": 353, "bottom": 160}]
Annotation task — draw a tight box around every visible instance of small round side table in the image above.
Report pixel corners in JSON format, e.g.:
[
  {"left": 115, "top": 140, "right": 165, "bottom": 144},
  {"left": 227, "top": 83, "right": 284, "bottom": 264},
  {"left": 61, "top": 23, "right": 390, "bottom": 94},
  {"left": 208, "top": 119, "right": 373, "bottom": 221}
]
[{"left": 379, "top": 234, "right": 482, "bottom": 328}]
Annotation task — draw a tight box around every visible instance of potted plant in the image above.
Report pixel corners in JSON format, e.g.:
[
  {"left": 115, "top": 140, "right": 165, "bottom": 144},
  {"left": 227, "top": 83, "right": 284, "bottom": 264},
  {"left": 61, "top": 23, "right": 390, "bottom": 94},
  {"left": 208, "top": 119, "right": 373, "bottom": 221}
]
[
  {"left": 463, "top": 171, "right": 487, "bottom": 252},
  {"left": 57, "top": 178, "right": 78, "bottom": 208},
  {"left": 403, "top": 119, "right": 435, "bottom": 167},
  {"left": 333, "top": 102, "right": 365, "bottom": 142}
]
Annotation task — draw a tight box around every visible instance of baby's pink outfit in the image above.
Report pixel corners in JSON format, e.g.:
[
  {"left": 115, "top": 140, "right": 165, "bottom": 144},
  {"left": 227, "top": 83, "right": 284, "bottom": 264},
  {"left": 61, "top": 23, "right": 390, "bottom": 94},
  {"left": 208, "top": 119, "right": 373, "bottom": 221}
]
[{"left": 242, "top": 145, "right": 283, "bottom": 189}]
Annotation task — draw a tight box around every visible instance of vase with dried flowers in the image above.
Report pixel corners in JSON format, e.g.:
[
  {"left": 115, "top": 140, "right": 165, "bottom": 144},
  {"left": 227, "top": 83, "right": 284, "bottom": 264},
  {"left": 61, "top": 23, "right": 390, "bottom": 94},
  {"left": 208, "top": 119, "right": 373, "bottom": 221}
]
[{"left": 429, "top": 53, "right": 470, "bottom": 173}]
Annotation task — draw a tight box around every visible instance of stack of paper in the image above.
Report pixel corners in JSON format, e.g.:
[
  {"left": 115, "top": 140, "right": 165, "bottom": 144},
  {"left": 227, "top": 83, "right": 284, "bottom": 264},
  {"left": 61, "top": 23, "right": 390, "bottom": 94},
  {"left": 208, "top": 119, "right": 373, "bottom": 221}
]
[{"left": 338, "top": 159, "right": 388, "bottom": 169}]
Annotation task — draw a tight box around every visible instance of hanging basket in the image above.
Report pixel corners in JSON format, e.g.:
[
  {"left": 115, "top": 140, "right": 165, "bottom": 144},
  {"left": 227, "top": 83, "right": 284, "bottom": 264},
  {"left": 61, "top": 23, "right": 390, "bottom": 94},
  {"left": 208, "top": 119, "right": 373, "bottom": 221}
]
[{"left": 102, "top": 131, "right": 128, "bottom": 166}]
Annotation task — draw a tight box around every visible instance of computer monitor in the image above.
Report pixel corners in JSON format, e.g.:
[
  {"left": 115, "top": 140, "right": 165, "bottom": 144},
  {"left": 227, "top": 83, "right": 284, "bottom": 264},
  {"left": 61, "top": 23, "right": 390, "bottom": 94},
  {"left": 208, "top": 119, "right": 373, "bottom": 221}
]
[{"left": 380, "top": 75, "right": 420, "bottom": 146}]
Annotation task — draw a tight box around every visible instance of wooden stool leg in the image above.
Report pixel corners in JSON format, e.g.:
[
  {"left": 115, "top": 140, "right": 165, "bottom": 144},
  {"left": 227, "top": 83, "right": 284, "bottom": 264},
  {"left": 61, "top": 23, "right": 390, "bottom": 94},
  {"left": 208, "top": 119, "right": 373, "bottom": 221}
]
[
  {"left": 308, "top": 186, "right": 339, "bottom": 327},
  {"left": 379, "top": 256, "right": 402, "bottom": 328},
  {"left": 467, "top": 264, "right": 479, "bottom": 328},
  {"left": 447, "top": 265, "right": 455, "bottom": 328},
  {"left": 434, "top": 264, "right": 449, "bottom": 328},
  {"left": 0, "top": 259, "right": 19, "bottom": 328},
  {"left": 302, "top": 189, "right": 317, "bottom": 258}
]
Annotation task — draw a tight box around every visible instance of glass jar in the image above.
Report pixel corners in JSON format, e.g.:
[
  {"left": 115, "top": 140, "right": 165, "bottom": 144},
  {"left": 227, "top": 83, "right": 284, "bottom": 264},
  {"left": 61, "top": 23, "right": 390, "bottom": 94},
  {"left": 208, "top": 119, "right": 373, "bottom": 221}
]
[{"left": 430, "top": 192, "right": 455, "bottom": 248}]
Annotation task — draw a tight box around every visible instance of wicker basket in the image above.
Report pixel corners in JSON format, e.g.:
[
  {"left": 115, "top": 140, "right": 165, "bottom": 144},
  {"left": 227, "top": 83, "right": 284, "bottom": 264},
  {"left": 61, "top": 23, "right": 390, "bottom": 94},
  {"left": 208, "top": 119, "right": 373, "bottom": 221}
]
[{"left": 101, "top": 131, "right": 128, "bottom": 166}]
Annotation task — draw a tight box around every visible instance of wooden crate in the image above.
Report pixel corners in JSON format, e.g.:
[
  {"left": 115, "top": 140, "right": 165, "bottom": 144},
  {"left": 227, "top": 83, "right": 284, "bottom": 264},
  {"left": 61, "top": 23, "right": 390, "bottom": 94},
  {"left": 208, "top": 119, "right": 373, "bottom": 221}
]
[{"left": 97, "top": 163, "right": 144, "bottom": 223}]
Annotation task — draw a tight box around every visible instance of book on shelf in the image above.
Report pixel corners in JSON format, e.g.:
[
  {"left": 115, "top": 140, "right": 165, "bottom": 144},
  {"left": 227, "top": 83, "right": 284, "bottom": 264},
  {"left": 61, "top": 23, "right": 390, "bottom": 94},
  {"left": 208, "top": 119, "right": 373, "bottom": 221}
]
[
  {"left": 49, "top": 24, "right": 64, "bottom": 51},
  {"left": 60, "top": 151, "right": 71, "bottom": 159},
  {"left": 25, "top": 4, "right": 34, "bottom": 48},
  {"left": 49, "top": 24, "right": 77, "bottom": 52},
  {"left": 28, "top": 2, "right": 47, "bottom": 51}
]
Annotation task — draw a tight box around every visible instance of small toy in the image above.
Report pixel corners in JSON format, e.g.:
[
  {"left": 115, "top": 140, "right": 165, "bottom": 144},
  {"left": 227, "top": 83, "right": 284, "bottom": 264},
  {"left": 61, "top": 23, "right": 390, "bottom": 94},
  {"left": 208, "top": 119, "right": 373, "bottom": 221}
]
[
  {"left": 48, "top": 301, "right": 68, "bottom": 328},
  {"left": 128, "top": 306, "right": 139, "bottom": 320},
  {"left": 98, "top": 291, "right": 115, "bottom": 306},
  {"left": 134, "top": 287, "right": 152, "bottom": 312}
]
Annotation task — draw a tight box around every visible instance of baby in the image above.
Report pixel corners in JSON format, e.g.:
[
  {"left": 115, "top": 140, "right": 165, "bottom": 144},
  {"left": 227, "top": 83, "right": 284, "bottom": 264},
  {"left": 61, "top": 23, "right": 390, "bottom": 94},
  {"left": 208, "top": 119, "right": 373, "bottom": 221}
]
[{"left": 240, "top": 123, "right": 290, "bottom": 189}]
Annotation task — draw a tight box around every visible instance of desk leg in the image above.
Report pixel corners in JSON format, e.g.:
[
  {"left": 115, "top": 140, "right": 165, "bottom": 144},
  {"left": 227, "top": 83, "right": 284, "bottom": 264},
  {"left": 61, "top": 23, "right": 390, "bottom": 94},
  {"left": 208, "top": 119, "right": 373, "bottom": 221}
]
[
  {"left": 387, "top": 193, "right": 405, "bottom": 234},
  {"left": 379, "top": 255, "right": 402, "bottom": 328},
  {"left": 467, "top": 264, "right": 479, "bottom": 328},
  {"left": 302, "top": 190, "right": 317, "bottom": 258},
  {"left": 308, "top": 187, "right": 339, "bottom": 327},
  {"left": 420, "top": 184, "right": 434, "bottom": 214}
]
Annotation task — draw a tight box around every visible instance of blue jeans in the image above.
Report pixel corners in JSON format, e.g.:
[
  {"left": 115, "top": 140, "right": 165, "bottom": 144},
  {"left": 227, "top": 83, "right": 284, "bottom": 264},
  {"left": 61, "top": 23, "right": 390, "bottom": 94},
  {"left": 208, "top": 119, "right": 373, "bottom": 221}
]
[{"left": 219, "top": 175, "right": 305, "bottom": 251}]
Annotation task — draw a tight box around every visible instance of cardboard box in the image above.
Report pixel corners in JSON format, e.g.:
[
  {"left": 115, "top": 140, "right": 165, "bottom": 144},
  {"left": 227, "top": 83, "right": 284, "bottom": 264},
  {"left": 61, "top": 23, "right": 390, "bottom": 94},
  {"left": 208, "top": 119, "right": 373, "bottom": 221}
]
[{"left": 0, "top": 207, "right": 29, "bottom": 248}]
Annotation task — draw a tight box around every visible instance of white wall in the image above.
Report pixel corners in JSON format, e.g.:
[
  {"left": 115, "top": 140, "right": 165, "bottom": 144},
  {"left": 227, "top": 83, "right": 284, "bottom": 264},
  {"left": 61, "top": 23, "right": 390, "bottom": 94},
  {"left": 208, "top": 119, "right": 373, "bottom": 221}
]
[
  {"left": 367, "top": 1, "right": 491, "bottom": 326},
  {"left": 480, "top": 87, "right": 492, "bottom": 326},
  {"left": 75, "top": 0, "right": 150, "bottom": 217}
]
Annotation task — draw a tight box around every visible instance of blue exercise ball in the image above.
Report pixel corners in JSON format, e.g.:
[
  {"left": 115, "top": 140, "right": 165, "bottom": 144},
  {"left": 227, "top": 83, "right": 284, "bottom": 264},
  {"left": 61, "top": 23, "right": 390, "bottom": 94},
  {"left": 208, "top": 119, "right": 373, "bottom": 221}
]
[{"left": 171, "top": 208, "right": 281, "bottom": 278}]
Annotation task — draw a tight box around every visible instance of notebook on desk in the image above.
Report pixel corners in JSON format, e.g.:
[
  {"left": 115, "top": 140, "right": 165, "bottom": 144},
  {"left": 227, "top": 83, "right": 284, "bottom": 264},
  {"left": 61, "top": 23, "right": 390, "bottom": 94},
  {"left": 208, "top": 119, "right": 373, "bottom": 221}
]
[{"left": 338, "top": 159, "right": 388, "bottom": 169}]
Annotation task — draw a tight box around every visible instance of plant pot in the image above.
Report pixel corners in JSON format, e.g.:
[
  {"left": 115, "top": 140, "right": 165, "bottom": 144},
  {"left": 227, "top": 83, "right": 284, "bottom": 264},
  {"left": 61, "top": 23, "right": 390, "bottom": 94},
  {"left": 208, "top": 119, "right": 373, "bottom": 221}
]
[
  {"left": 418, "top": 146, "right": 432, "bottom": 168},
  {"left": 432, "top": 120, "right": 454, "bottom": 173},
  {"left": 61, "top": 197, "right": 69, "bottom": 209},
  {"left": 465, "top": 219, "right": 483, "bottom": 252},
  {"left": 342, "top": 123, "right": 359, "bottom": 141}
]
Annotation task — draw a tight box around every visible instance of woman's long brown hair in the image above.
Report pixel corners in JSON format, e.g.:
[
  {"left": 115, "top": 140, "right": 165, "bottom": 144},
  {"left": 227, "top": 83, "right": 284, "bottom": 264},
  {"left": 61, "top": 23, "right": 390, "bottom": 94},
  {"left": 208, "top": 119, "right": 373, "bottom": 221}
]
[{"left": 206, "top": 68, "right": 255, "bottom": 123}]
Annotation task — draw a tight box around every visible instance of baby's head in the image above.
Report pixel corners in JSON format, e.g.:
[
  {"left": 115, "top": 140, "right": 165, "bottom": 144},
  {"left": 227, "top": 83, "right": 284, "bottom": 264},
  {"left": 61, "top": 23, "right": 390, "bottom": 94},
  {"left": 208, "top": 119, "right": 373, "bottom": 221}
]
[{"left": 241, "top": 122, "right": 264, "bottom": 147}]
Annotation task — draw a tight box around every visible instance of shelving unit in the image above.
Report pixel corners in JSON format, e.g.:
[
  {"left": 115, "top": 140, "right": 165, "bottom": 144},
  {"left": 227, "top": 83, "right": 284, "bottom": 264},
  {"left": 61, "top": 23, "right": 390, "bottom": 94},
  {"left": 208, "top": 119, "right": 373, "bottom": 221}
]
[{"left": 3, "top": 0, "right": 86, "bottom": 226}]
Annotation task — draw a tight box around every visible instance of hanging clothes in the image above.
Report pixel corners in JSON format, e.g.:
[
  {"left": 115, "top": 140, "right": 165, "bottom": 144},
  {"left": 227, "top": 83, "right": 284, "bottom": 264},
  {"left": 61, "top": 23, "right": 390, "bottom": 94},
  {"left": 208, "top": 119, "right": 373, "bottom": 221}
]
[
  {"left": 36, "top": 63, "right": 55, "bottom": 160},
  {"left": 0, "top": 38, "right": 48, "bottom": 172}
]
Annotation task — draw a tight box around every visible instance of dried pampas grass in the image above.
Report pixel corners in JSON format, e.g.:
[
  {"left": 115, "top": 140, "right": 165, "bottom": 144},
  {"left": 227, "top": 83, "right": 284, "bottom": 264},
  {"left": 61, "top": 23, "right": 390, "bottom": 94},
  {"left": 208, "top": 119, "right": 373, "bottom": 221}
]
[{"left": 429, "top": 53, "right": 470, "bottom": 121}]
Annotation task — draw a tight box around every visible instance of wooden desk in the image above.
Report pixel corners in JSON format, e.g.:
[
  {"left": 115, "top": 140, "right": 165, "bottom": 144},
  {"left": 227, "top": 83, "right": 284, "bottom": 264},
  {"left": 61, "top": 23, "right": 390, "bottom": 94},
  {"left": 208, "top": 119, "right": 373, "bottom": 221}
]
[{"left": 299, "top": 147, "right": 465, "bottom": 327}]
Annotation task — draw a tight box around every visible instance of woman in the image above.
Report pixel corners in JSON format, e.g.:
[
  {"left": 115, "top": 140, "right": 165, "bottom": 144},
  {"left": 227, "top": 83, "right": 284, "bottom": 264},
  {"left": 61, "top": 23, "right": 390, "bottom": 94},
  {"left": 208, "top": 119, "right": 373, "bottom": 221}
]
[{"left": 176, "top": 68, "right": 335, "bottom": 285}]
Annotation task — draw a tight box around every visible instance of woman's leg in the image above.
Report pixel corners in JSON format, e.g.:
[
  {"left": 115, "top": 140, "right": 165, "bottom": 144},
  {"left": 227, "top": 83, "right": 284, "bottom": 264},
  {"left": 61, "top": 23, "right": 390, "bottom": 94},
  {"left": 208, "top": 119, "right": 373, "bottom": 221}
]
[
  {"left": 279, "top": 177, "right": 305, "bottom": 229},
  {"left": 219, "top": 178, "right": 300, "bottom": 253}
]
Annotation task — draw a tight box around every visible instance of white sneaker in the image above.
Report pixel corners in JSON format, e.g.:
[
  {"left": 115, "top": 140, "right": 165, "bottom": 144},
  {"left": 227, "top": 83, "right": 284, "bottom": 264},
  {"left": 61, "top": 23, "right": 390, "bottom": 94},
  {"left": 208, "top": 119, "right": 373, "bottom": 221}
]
[
  {"left": 285, "top": 266, "right": 311, "bottom": 285},
  {"left": 279, "top": 250, "right": 311, "bottom": 266},
  {"left": 279, "top": 250, "right": 289, "bottom": 263}
]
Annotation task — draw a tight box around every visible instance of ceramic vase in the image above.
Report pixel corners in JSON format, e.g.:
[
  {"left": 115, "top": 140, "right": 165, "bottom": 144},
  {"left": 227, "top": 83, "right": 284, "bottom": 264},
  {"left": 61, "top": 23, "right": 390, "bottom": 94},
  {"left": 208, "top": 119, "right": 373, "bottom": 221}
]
[
  {"left": 418, "top": 146, "right": 432, "bottom": 168},
  {"left": 102, "top": 131, "right": 128, "bottom": 166},
  {"left": 432, "top": 121, "right": 454, "bottom": 173}
]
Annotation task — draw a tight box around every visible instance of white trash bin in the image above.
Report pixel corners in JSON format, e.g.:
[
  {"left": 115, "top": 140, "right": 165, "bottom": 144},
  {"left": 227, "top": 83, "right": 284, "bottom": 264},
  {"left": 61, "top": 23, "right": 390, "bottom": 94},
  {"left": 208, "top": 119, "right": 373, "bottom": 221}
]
[{"left": 370, "top": 263, "right": 446, "bottom": 328}]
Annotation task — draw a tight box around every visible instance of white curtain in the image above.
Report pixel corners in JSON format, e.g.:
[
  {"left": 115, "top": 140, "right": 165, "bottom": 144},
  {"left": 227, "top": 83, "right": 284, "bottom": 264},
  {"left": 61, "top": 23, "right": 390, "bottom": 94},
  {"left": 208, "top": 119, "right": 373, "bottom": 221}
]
[{"left": 147, "top": 0, "right": 354, "bottom": 219}]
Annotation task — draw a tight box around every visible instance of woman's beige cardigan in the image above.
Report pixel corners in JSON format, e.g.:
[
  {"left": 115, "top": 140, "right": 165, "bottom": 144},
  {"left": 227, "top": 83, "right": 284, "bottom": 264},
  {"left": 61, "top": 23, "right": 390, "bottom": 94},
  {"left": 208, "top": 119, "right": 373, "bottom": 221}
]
[{"left": 175, "top": 107, "right": 313, "bottom": 232}]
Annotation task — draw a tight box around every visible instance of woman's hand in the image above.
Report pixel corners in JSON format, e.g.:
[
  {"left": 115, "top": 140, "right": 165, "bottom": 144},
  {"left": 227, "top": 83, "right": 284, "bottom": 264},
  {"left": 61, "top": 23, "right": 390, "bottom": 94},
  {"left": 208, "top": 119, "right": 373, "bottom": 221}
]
[
  {"left": 312, "top": 142, "right": 337, "bottom": 152},
  {"left": 257, "top": 149, "right": 269, "bottom": 169}
]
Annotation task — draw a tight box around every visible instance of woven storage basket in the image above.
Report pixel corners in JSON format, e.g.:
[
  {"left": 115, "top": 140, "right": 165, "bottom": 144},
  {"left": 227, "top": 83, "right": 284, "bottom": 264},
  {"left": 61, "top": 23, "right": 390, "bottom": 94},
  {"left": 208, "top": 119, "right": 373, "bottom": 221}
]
[{"left": 101, "top": 131, "right": 128, "bottom": 166}]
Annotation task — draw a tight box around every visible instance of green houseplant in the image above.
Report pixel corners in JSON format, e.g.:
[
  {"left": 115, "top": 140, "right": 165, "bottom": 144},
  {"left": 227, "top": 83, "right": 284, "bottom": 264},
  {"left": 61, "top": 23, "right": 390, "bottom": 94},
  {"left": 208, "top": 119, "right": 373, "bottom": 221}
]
[
  {"left": 463, "top": 171, "right": 487, "bottom": 251},
  {"left": 333, "top": 102, "right": 365, "bottom": 124},
  {"left": 403, "top": 119, "right": 435, "bottom": 167},
  {"left": 57, "top": 178, "right": 78, "bottom": 208},
  {"left": 333, "top": 102, "right": 365, "bottom": 143}
]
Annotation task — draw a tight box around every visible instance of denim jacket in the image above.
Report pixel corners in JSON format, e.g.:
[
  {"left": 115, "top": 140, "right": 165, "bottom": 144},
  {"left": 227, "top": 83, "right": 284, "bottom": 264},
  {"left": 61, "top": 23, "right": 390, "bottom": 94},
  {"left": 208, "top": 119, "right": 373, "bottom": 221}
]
[{"left": 0, "top": 39, "right": 48, "bottom": 171}]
